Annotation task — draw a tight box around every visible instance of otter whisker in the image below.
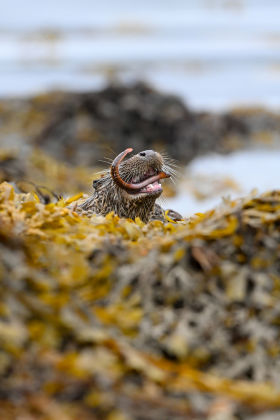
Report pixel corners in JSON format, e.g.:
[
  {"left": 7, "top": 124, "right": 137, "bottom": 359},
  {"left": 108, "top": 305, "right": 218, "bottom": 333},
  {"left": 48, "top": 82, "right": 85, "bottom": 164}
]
[
  {"left": 162, "top": 165, "right": 179, "bottom": 182},
  {"left": 99, "top": 158, "right": 113, "bottom": 165}
]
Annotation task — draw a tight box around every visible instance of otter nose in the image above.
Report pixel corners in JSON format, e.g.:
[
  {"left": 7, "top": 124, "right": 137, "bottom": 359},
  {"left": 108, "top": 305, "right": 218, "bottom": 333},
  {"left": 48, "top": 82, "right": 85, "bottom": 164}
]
[{"left": 138, "top": 150, "right": 157, "bottom": 158}]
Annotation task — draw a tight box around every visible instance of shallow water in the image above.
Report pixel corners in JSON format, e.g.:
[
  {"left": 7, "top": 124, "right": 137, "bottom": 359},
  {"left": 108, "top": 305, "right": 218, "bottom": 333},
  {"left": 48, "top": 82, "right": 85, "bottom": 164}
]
[
  {"left": 165, "top": 149, "right": 280, "bottom": 216},
  {"left": 1, "top": 0, "right": 280, "bottom": 110}
]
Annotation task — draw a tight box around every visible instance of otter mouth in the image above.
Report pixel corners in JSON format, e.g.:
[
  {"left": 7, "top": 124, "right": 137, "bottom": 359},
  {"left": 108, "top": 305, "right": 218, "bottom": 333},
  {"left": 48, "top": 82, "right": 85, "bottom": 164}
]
[
  {"left": 130, "top": 169, "right": 163, "bottom": 195},
  {"left": 111, "top": 148, "right": 170, "bottom": 195}
]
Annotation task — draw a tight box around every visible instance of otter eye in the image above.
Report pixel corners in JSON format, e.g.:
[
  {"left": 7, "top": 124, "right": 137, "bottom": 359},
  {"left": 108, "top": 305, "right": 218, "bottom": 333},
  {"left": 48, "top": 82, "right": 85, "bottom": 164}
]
[{"left": 139, "top": 152, "right": 146, "bottom": 157}]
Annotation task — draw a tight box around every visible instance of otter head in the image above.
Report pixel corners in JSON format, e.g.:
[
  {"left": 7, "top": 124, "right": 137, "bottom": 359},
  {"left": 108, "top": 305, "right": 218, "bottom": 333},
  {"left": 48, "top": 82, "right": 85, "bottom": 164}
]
[
  {"left": 86, "top": 148, "right": 172, "bottom": 222},
  {"left": 110, "top": 148, "right": 170, "bottom": 201}
]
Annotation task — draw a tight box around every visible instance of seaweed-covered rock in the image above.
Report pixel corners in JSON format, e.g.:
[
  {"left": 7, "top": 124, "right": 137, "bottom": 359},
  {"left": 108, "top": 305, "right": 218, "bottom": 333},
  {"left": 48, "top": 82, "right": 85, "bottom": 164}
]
[
  {"left": 1, "top": 181, "right": 280, "bottom": 419},
  {"left": 1, "top": 83, "right": 280, "bottom": 170},
  {"left": 1, "top": 83, "right": 280, "bottom": 199}
]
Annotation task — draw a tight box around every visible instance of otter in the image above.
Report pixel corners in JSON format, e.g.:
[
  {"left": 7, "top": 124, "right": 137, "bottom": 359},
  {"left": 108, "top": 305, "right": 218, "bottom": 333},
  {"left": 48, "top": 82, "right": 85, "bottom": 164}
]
[{"left": 77, "top": 148, "right": 182, "bottom": 223}]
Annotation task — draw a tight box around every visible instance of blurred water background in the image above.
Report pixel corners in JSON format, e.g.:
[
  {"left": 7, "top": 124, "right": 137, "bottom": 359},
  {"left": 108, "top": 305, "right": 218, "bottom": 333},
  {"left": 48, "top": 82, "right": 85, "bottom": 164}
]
[
  {"left": 1, "top": 0, "right": 280, "bottom": 215},
  {"left": 1, "top": 0, "right": 280, "bottom": 110}
]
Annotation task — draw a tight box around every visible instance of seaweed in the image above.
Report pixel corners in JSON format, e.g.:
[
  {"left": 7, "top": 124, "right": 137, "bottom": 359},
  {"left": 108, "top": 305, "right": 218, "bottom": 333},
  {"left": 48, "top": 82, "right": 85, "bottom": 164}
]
[{"left": 1, "top": 181, "right": 280, "bottom": 419}]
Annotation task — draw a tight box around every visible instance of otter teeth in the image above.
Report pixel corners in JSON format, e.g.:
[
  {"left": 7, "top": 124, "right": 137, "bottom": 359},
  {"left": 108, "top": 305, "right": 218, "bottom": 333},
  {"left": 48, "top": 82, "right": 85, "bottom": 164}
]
[{"left": 141, "top": 181, "right": 162, "bottom": 193}]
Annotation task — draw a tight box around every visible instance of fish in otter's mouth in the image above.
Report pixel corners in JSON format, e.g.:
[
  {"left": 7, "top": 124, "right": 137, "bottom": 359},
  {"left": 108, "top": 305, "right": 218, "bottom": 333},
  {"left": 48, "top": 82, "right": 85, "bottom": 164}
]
[{"left": 110, "top": 148, "right": 170, "bottom": 195}]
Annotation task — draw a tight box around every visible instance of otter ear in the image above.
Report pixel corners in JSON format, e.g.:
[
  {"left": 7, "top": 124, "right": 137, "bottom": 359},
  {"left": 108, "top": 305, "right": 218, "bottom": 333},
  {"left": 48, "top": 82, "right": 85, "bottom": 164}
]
[{"left": 92, "top": 179, "right": 99, "bottom": 190}]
